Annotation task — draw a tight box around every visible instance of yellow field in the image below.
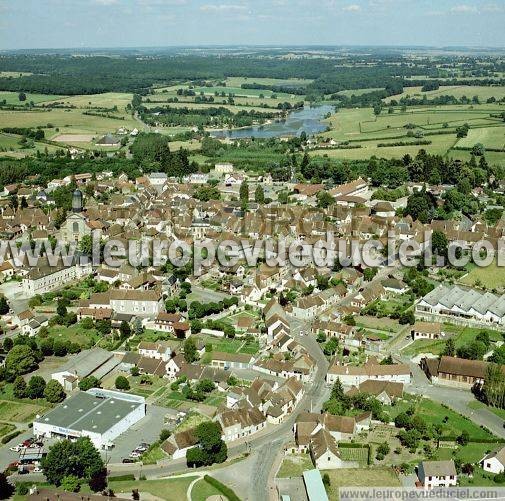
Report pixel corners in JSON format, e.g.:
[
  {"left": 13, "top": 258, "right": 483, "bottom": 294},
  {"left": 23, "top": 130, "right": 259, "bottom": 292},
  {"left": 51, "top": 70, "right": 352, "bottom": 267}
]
[
  {"left": 0, "top": 91, "right": 65, "bottom": 105},
  {"left": 43, "top": 92, "right": 133, "bottom": 110}
]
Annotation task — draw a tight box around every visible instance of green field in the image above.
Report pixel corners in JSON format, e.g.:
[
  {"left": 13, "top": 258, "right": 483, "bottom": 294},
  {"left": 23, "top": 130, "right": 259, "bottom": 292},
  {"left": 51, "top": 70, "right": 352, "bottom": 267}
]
[
  {"left": 459, "top": 261, "right": 505, "bottom": 290},
  {"left": 0, "top": 91, "right": 65, "bottom": 105},
  {"left": 323, "top": 468, "right": 400, "bottom": 498},
  {"left": 314, "top": 104, "right": 505, "bottom": 164},
  {"left": 0, "top": 399, "right": 48, "bottom": 423},
  {"left": 107, "top": 476, "right": 195, "bottom": 500},
  {"left": 277, "top": 454, "right": 314, "bottom": 478},
  {"left": 456, "top": 126, "right": 505, "bottom": 150},
  {"left": 385, "top": 85, "right": 505, "bottom": 103}
]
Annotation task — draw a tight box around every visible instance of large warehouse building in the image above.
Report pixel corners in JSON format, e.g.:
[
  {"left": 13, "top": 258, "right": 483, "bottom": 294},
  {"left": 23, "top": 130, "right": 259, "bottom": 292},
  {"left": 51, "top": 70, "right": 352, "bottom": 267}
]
[{"left": 33, "top": 388, "right": 146, "bottom": 449}]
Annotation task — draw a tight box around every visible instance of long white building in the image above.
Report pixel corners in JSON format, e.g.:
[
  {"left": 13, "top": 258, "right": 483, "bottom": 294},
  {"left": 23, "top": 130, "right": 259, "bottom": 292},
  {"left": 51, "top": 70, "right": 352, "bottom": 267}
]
[
  {"left": 33, "top": 388, "right": 146, "bottom": 449},
  {"left": 416, "top": 284, "right": 505, "bottom": 326}
]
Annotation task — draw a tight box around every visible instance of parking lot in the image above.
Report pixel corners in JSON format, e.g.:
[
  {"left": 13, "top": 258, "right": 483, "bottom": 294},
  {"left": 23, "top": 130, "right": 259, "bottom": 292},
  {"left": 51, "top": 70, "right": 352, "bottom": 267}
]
[{"left": 105, "top": 404, "right": 167, "bottom": 464}]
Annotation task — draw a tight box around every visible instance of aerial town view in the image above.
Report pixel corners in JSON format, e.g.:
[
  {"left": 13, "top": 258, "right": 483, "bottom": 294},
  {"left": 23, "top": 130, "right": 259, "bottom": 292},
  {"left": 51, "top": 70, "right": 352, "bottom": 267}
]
[{"left": 0, "top": 1, "right": 505, "bottom": 500}]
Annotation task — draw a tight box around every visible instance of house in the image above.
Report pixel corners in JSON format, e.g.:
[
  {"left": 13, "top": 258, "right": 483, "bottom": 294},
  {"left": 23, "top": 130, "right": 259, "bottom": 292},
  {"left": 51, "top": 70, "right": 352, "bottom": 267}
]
[
  {"left": 215, "top": 163, "right": 234, "bottom": 174},
  {"left": 210, "top": 352, "right": 253, "bottom": 370},
  {"left": 87, "top": 288, "right": 164, "bottom": 318},
  {"left": 216, "top": 407, "right": 266, "bottom": 442},
  {"left": 21, "top": 315, "right": 48, "bottom": 336},
  {"left": 420, "top": 355, "right": 502, "bottom": 389},
  {"left": 309, "top": 428, "right": 346, "bottom": 470},
  {"left": 411, "top": 321, "right": 444, "bottom": 340},
  {"left": 481, "top": 446, "right": 505, "bottom": 474},
  {"left": 417, "top": 460, "right": 457, "bottom": 489},
  {"left": 346, "top": 380, "right": 404, "bottom": 406},
  {"left": 326, "top": 358, "right": 411, "bottom": 386},
  {"left": 162, "top": 428, "right": 198, "bottom": 459}
]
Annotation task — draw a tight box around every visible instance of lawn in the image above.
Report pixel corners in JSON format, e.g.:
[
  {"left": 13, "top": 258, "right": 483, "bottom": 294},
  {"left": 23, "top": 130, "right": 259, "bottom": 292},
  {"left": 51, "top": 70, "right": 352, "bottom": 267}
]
[
  {"left": 45, "top": 323, "right": 100, "bottom": 349},
  {"left": 140, "top": 444, "right": 167, "bottom": 465},
  {"left": 434, "top": 442, "right": 496, "bottom": 463},
  {"left": 460, "top": 260, "right": 505, "bottom": 290},
  {"left": 198, "top": 334, "right": 260, "bottom": 355},
  {"left": 191, "top": 477, "right": 227, "bottom": 501},
  {"left": 323, "top": 467, "right": 400, "bottom": 498},
  {"left": 468, "top": 400, "right": 505, "bottom": 420},
  {"left": 338, "top": 446, "right": 369, "bottom": 463},
  {"left": 408, "top": 395, "right": 498, "bottom": 441},
  {"left": 277, "top": 454, "right": 314, "bottom": 478},
  {"left": 107, "top": 476, "right": 195, "bottom": 500}
]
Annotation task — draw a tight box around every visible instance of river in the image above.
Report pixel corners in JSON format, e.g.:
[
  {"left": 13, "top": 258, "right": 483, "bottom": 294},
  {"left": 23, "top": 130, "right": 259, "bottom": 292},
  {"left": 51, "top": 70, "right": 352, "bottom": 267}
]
[{"left": 209, "top": 104, "right": 334, "bottom": 139}]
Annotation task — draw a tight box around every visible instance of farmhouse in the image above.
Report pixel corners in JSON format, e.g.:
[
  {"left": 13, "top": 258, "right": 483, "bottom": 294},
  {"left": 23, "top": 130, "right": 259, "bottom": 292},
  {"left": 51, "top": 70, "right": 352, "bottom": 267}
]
[{"left": 33, "top": 389, "right": 146, "bottom": 450}]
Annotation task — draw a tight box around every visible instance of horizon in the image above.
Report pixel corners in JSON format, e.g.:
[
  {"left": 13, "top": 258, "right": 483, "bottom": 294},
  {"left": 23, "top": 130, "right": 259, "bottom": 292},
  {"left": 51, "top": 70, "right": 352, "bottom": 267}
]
[{"left": 1, "top": 0, "right": 505, "bottom": 50}]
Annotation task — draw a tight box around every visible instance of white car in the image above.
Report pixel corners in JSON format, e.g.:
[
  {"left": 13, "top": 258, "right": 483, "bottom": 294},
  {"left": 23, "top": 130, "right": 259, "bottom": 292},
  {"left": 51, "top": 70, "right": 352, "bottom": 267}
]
[
  {"left": 33, "top": 466, "right": 42, "bottom": 473},
  {"left": 129, "top": 452, "right": 141, "bottom": 458},
  {"left": 9, "top": 446, "right": 21, "bottom": 452}
]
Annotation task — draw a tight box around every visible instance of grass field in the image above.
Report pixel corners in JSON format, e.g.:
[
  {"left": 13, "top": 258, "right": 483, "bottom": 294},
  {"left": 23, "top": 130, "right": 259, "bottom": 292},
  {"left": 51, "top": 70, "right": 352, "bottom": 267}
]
[
  {"left": 388, "top": 395, "right": 498, "bottom": 441},
  {"left": 456, "top": 126, "right": 505, "bottom": 150},
  {"left": 459, "top": 261, "right": 505, "bottom": 290},
  {"left": 0, "top": 422, "right": 16, "bottom": 440},
  {"left": 0, "top": 399, "right": 48, "bottom": 423},
  {"left": 385, "top": 85, "right": 505, "bottom": 103},
  {"left": 277, "top": 454, "right": 314, "bottom": 478},
  {"left": 323, "top": 467, "right": 400, "bottom": 498},
  {"left": 434, "top": 441, "right": 497, "bottom": 463},
  {"left": 107, "top": 476, "right": 195, "bottom": 500},
  {"left": 0, "top": 91, "right": 65, "bottom": 105},
  {"left": 45, "top": 323, "right": 100, "bottom": 349}
]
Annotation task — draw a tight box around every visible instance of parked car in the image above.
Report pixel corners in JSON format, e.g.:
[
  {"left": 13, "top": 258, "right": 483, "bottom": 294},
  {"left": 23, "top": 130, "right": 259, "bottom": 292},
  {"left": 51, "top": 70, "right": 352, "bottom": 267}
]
[
  {"left": 129, "top": 452, "right": 141, "bottom": 458},
  {"left": 122, "top": 458, "right": 136, "bottom": 464}
]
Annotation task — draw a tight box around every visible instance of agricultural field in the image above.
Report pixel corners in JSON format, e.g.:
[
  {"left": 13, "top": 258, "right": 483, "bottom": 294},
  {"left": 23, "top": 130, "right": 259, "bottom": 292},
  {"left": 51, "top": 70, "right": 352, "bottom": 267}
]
[
  {"left": 385, "top": 85, "right": 505, "bottom": 103},
  {"left": 0, "top": 132, "right": 61, "bottom": 158},
  {"left": 0, "top": 399, "right": 49, "bottom": 423},
  {"left": 455, "top": 126, "right": 505, "bottom": 150},
  {"left": 315, "top": 104, "right": 505, "bottom": 164}
]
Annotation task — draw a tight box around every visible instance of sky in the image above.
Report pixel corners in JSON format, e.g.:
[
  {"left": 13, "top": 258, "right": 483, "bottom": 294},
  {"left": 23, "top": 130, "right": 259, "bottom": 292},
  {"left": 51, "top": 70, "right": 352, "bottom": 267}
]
[{"left": 0, "top": 0, "right": 504, "bottom": 50}]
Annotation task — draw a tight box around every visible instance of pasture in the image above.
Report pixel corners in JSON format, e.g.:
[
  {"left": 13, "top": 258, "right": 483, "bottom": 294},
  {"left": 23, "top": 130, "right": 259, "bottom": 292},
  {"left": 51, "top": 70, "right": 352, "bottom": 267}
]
[
  {"left": 456, "top": 126, "right": 505, "bottom": 150},
  {"left": 385, "top": 85, "right": 505, "bottom": 103},
  {"left": 0, "top": 91, "right": 64, "bottom": 105},
  {"left": 323, "top": 467, "right": 400, "bottom": 497}
]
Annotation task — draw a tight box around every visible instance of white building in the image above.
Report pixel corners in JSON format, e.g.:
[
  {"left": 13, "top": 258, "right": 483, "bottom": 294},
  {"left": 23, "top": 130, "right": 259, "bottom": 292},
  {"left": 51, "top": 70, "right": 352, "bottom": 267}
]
[
  {"left": 22, "top": 261, "right": 92, "bottom": 295},
  {"left": 215, "top": 163, "right": 234, "bottom": 174},
  {"left": 33, "top": 389, "right": 146, "bottom": 450},
  {"left": 481, "top": 447, "right": 505, "bottom": 474},
  {"left": 417, "top": 460, "right": 457, "bottom": 490}
]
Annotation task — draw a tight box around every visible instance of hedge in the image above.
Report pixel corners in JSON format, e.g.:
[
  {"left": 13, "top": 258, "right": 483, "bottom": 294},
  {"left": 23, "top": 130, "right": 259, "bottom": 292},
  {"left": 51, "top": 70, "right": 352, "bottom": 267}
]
[
  {"left": 203, "top": 475, "right": 241, "bottom": 501},
  {"left": 1, "top": 430, "right": 22, "bottom": 444},
  {"left": 108, "top": 474, "right": 136, "bottom": 482}
]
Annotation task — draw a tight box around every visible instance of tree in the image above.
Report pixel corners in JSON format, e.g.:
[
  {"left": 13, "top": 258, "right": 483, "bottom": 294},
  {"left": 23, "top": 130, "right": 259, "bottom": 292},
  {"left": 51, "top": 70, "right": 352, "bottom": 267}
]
[
  {"left": 330, "top": 378, "right": 346, "bottom": 402},
  {"left": 255, "top": 184, "right": 265, "bottom": 204},
  {"left": 44, "top": 380, "right": 66, "bottom": 403},
  {"left": 432, "top": 230, "right": 448, "bottom": 258},
  {"left": 61, "top": 475, "right": 81, "bottom": 493},
  {"left": 443, "top": 338, "right": 456, "bottom": 357},
  {"left": 457, "top": 430, "right": 470, "bottom": 446},
  {"left": 363, "top": 267, "right": 377, "bottom": 281},
  {"left": 56, "top": 299, "right": 68, "bottom": 317},
  {"left": 5, "top": 344, "right": 38, "bottom": 375},
  {"left": 42, "top": 437, "right": 104, "bottom": 487},
  {"left": 119, "top": 321, "right": 131, "bottom": 339},
  {"left": 0, "top": 472, "right": 14, "bottom": 499},
  {"left": 115, "top": 375, "right": 130, "bottom": 391},
  {"left": 0, "top": 296, "right": 9, "bottom": 315},
  {"left": 239, "top": 180, "right": 249, "bottom": 203},
  {"left": 184, "top": 337, "right": 198, "bottom": 363},
  {"left": 13, "top": 375, "right": 27, "bottom": 398},
  {"left": 27, "top": 375, "right": 46, "bottom": 399},
  {"left": 18, "top": 92, "right": 26, "bottom": 102},
  {"left": 2, "top": 337, "right": 13, "bottom": 352},
  {"left": 78, "top": 376, "right": 100, "bottom": 392},
  {"left": 316, "top": 191, "right": 334, "bottom": 209},
  {"left": 187, "top": 422, "right": 227, "bottom": 467}
]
